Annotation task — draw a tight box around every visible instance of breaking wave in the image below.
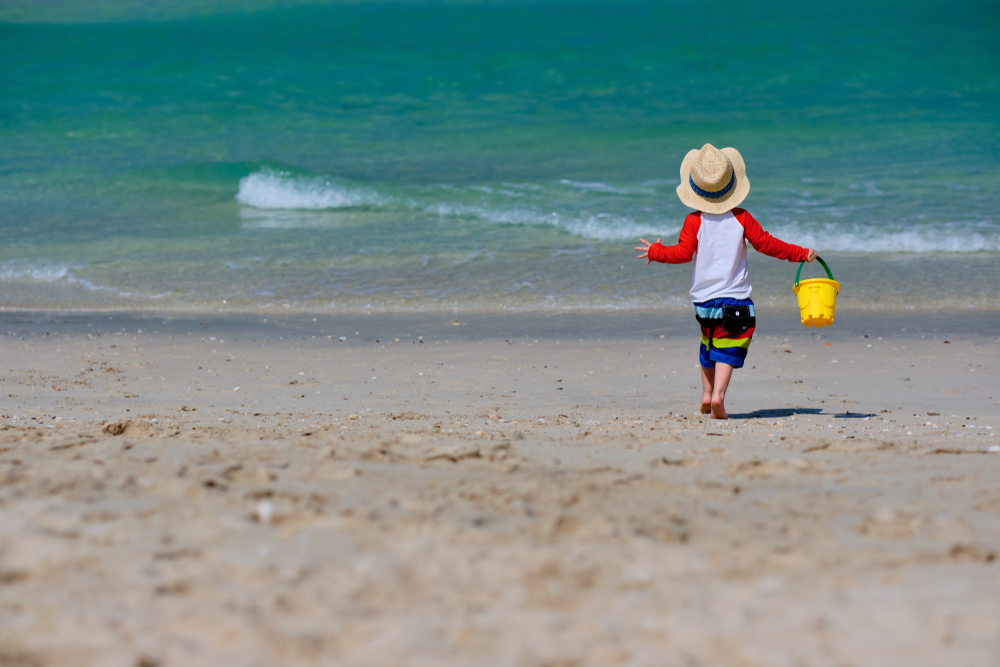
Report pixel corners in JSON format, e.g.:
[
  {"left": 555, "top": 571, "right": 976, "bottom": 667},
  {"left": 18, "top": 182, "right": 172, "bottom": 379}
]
[
  {"left": 236, "top": 168, "right": 395, "bottom": 209},
  {"left": 235, "top": 169, "right": 998, "bottom": 251}
]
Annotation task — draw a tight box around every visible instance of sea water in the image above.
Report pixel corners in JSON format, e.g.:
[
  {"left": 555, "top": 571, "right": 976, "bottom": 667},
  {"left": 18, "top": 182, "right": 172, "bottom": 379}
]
[{"left": 2, "top": 0, "right": 997, "bottom": 313}]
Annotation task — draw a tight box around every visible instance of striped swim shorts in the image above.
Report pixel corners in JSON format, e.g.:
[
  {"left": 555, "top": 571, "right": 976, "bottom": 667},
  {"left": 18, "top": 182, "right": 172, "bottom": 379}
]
[{"left": 694, "top": 297, "right": 755, "bottom": 369}]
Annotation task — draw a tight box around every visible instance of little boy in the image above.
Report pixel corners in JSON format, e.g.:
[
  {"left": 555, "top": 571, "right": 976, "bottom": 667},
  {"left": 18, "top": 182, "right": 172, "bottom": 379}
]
[{"left": 635, "top": 144, "right": 817, "bottom": 419}]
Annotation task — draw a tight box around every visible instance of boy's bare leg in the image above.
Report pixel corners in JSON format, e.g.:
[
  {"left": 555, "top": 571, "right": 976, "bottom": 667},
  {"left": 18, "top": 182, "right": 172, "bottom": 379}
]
[
  {"left": 710, "top": 362, "right": 734, "bottom": 420},
  {"left": 699, "top": 366, "right": 714, "bottom": 414}
]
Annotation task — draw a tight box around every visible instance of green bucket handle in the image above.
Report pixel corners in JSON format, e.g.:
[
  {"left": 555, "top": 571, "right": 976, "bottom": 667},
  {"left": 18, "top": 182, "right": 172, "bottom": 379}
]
[{"left": 794, "top": 256, "right": 835, "bottom": 288}]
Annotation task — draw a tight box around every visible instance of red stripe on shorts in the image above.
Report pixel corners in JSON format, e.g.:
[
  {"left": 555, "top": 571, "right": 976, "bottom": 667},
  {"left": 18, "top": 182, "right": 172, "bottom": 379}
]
[{"left": 701, "top": 325, "right": 755, "bottom": 340}]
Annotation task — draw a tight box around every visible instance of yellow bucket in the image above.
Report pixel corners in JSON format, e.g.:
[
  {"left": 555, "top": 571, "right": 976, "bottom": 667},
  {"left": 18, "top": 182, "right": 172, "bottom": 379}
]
[{"left": 793, "top": 256, "right": 840, "bottom": 328}]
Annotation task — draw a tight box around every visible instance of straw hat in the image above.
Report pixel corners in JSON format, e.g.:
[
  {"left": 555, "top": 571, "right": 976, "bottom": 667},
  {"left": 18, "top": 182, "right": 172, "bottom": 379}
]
[{"left": 675, "top": 143, "right": 750, "bottom": 214}]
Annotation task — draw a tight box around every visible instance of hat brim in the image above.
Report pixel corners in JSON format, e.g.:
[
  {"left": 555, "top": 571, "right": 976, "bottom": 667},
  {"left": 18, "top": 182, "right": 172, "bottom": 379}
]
[{"left": 675, "top": 147, "right": 750, "bottom": 214}]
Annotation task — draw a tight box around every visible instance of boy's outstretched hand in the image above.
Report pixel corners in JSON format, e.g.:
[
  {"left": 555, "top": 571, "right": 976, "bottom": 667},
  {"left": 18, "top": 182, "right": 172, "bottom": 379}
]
[
  {"left": 635, "top": 237, "right": 660, "bottom": 265},
  {"left": 805, "top": 249, "right": 818, "bottom": 262}
]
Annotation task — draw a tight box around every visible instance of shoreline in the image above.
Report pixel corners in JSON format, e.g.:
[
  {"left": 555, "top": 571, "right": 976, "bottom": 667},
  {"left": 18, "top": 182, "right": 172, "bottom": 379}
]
[
  {"left": 3, "top": 304, "right": 999, "bottom": 330},
  {"left": 3, "top": 250, "right": 999, "bottom": 314}
]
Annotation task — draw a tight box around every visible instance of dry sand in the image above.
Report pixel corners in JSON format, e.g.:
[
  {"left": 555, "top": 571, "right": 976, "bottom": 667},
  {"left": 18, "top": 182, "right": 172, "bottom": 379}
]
[{"left": 1, "top": 308, "right": 998, "bottom": 667}]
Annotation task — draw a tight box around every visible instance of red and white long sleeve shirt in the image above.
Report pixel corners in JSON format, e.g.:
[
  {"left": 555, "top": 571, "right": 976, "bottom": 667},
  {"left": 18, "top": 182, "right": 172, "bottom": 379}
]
[{"left": 646, "top": 208, "right": 809, "bottom": 303}]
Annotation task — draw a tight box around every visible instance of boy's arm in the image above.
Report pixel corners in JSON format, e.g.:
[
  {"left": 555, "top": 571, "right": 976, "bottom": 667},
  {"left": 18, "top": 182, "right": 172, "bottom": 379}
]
[
  {"left": 644, "top": 213, "right": 701, "bottom": 264},
  {"left": 736, "top": 209, "right": 811, "bottom": 262}
]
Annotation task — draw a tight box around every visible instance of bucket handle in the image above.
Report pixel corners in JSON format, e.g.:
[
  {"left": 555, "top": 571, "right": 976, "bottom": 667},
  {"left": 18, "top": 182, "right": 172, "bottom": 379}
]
[{"left": 795, "top": 256, "right": 835, "bottom": 288}]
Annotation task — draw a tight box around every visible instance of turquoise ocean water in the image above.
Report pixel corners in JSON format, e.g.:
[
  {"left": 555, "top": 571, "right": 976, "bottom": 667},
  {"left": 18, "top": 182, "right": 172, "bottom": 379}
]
[{"left": 2, "top": 0, "right": 998, "bottom": 313}]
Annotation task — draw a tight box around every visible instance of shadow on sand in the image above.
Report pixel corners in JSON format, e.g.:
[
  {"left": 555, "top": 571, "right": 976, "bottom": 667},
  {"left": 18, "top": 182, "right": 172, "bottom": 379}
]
[{"left": 729, "top": 408, "right": 876, "bottom": 420}]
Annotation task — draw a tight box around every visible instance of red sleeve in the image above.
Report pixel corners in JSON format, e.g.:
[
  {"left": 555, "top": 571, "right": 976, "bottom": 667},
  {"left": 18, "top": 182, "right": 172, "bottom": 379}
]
[
  {"left": 647, "top": 212, "right": 701, "bottom": 264},
  {"left": 734, "top": 209, "right": 809, "bottom": 262}
]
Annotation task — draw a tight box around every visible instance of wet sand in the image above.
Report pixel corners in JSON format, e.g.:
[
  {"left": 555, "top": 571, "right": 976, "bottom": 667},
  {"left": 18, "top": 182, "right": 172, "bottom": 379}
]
[{"left": 1, "top": 308, "right": 999, "bottom": 666}]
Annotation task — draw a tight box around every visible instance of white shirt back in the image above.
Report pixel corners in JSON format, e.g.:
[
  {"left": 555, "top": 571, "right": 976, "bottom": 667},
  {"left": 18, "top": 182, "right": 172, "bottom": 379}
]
[{"left": 689, "top": 211, "right": 752, "bottom": 303}]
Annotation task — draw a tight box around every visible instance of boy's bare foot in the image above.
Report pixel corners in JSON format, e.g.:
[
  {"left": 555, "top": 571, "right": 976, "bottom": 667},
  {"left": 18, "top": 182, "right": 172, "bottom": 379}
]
[
  {"left": 699, "top": 398, "right": 712, "bottom": 414},
  {"left": 710, "top": 398, "right": 728, "bottom": 420}
]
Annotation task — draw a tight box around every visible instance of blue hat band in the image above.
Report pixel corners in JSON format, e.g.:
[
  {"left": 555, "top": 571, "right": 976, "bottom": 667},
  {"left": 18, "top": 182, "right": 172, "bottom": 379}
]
[{"left": 689, "top": 171, "right": 735, "bottom": 199}]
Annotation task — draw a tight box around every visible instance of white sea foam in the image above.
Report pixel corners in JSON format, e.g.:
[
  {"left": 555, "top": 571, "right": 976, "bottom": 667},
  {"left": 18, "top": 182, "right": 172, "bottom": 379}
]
[
  {"left": 236, "top": 168, "right": 394, "bottom": 209},
  {"left": 64, "top": 276, "right": 136, "bottom": 297},
  {"left": 424, "top": 202, "right": 553, "bottom": 226},
  {"left": 0, "top": 260, "right": 137, "bottom": 296},
  {"left": 558, "top": 215, "right": 675, "bottom": 242},
  {"left": 770, "top": 225, "right": 999, "bottom": 253},
  {"left": 0, "top": 260, "right": 70, "bottom": 282},
  {"left": 424, "top": 202, "right": 675, "bottom": 241},
  {"left": 239, "top": 207, "right": 344, "bottom": 230}
]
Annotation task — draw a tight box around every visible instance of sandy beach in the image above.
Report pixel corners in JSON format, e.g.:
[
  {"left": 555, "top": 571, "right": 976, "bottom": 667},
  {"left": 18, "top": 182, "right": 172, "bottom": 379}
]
[{"left": 0, "top": 307, "right": 998, "bottom": 666}]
